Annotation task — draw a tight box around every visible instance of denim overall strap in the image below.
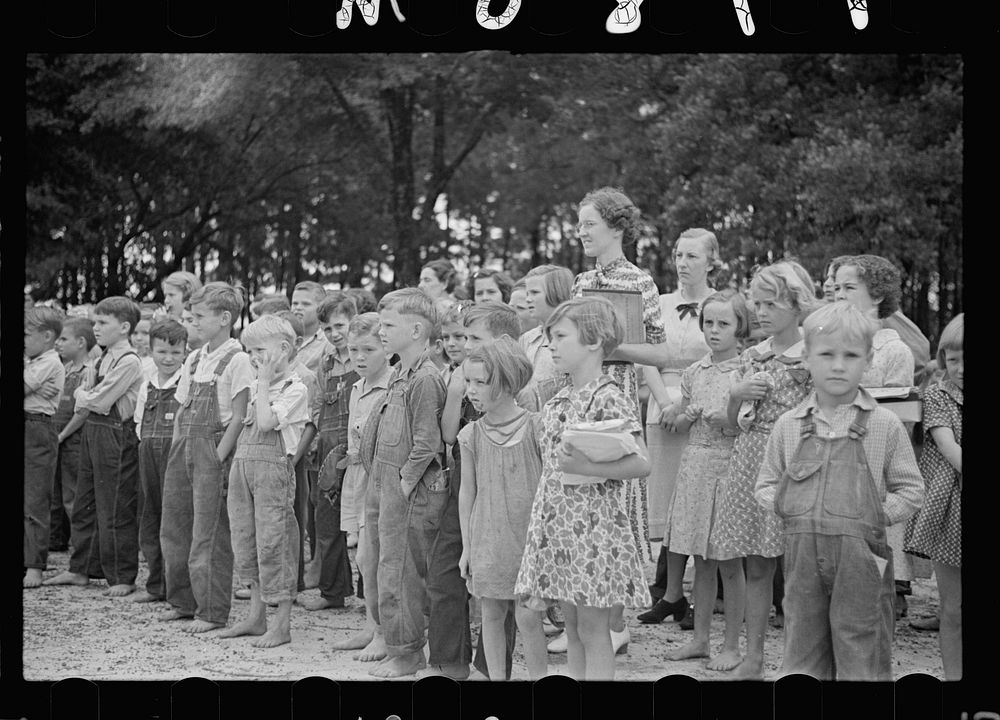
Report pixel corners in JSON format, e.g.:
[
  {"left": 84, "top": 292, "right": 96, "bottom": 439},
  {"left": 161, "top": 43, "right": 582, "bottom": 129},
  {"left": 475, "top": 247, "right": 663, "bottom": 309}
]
[
  {"left": 318, "top": 367, "right": 360, "bottom": 456},
  {"left": 87, "top": 350, "right": 139, "bottom": 426},
  {"left": 234, "top": 378, "right": 293, "bottom": 459},
  {"left": 141, "top": 383, "right": 180, "bottom": 441},
  {"left": 51, "top": 365, "right": 87, "bottom": 429},
  {"left": 178, "top": 347, "right": 238, "bottom": 438}
]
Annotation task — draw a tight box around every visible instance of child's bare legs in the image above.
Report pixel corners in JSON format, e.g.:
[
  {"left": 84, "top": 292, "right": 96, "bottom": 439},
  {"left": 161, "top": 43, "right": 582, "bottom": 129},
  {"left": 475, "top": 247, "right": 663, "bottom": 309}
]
[
  {"left": 668, "top": 557, "right": 715, "bottom": 660},
  {"left": 347, "top": 525, "right": 387, "bottom": 661},
  {"left": 481, "top": 598, "right": 512, "bottom": 680},
  {"left": 935, "top": 562, "right": 962, "bottom": 680},
  {"left": 42, "top": 570, "right": 88, "bottom": 587},
  {"left": 24, "top": 568, "right": 44, "bottom": 588},
  {"left": 157, "top": 608, "right": 194, "bottom": 621},
  {"left": 331, "top": 525, "right": 375, "bottom": 650},
  {"left": 610, "top": 603, "right": 625, "bottom": 633},
  {"left": 707, "top": 557, "right": 745, "bottom": 670},
  {"left": 253, "top": 599, "right": 292, "bottom": 648},
  {"left": 561, "top": 602, "right": 586, "bottom": 679},
  {"left": 576, "top": 605, "right": 615, "bottom": 680},
  {"left": 103, "top": 583, "right": 135, "bottom": 597},
  {"left": 663, "top": 551, "right": 688, "bottom": 603},
  {"left": 730, "top": 555, "right": 774, "bottom": 679},
  {"left": 514, "top": 605, "right": 547, "bottom": 680},
  {"left": 218, "top": 582, "right": 268, "bottom": 639},
  {"left": 132, "top": 591, "right": 163, "bottom": 603}
]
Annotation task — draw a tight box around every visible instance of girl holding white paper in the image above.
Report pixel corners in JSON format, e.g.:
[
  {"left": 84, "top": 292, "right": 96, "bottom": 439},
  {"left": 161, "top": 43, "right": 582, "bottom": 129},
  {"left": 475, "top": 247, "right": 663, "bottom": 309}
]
[{"left": 515, "top": 296, "right": 651, "bottom": 681}]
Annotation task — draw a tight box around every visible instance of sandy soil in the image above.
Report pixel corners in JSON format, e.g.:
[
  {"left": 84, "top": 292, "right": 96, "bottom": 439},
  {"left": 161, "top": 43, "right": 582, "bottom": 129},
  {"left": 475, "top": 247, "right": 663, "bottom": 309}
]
[{"left": 23, "top": 546, "right": 945, "bottom": 682}]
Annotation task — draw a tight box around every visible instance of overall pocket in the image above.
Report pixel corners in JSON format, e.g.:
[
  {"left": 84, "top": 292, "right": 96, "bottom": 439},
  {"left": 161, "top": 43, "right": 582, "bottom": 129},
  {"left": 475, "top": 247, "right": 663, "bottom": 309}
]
[{"left": 776, "top": 459, "right": 823, "bottom": 517}]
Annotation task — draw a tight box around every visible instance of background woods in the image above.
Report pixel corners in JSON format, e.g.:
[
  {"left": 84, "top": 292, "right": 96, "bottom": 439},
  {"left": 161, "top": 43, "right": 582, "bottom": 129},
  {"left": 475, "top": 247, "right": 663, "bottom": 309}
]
[{"left": 25, "top": 52, "right": 962, "bottom": 343}]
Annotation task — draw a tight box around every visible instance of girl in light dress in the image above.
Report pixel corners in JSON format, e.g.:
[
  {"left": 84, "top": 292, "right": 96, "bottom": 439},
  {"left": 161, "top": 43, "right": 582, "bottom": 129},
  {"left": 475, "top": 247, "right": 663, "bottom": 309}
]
[
  {"left": 712, "top": 261, "right": 820, "bottom": 679},
  {"left": 515, "top": 296, "right": 652, "bottom": 680},
  {"left": 662, "top": 291, "right": 750, "bottom": 670},
  {"left": 457, "top": 337, "right": 547, "bottom": 680}
]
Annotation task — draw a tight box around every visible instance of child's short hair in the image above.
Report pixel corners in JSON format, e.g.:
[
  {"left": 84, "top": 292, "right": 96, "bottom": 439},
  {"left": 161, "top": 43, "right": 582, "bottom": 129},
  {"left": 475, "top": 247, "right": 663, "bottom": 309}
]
[
  {"left": 676, "top": 228, "right": 725, "bottom": 275},
  {"left": 544, "top": 296, "right": 623, "bottom": 358},
  {"left": 802, "top": 301, "right": 878, "bottom": 354},
  {"left": 700, "top": 290, "right": 752, "bottom": 339},
  {"left": 579, "top": 186, "right": 643, "bottom": 247},
  {"left": 465, "top": 335, "right": 534, "bottom": 400},
  {"left": 241, "top": 314, "right": 297, "bottom": 351},
  {"left": 162, "top": 271, "right": 202, "bottom": 301},
  {"left": 63, "top": 317, "right": 97, "bottom": 350},
  {"left": 138, "top": 303, "right": 158, "bottom": 322},
  {"left": 252, "top": 294, "right": 291, "bottom": 317},
  {"left": 276, "top": 311, "right": 305, "bottom": 339},
  {"left": 292, "top": 281, "right": 327, "bottom": 303},
  {"left": 936, "top": 313, "right": 964, "bottom": 374},
  {"left": 318, "top": 293, "right": 358, "bottom": 323},
  {"left": 524, "top": 264, "right": 575, "bottom": 309},
  {"left": 93, "top": 296, "right": 141, "bottom": 335},
  {"left": 441, "top": 301, "right": 469, "bottom": 328},
  {"left": 462, "top": 301, "right": 520, "bottom": 340},
  {"left": 377, "top": 288, "right": 440, "bottom": 337},
  {"left": 189, "top": 282, "right": 244, "bottom": 325},
  {"left": 750, "top": 261, "right": 820, "bottom": 320},
  {"left": 348, "top": 312, "right": 381, "bottom": 339},
  {"left": 838, "top": 254, "right": 902, "bottom": 319},
  {"left": 25, "top": 306, "right": 64, "bottom": 338},
  {"left": 468, "top": 268, "right": 515, "bottom": 303},
  {"left": 148, "top": 318, "right": 188, "bottom": 348},
  {"left": 345, "top": 287, "right": 378, "bottom": 314},
  {"left": 422, "top": 259, "right": 458, "bottom": 293}
]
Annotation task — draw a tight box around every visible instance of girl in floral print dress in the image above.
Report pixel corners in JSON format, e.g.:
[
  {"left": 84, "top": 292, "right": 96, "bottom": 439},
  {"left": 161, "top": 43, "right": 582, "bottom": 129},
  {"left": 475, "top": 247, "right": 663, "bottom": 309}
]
[
  {"left": 515, "top": 297, "right": 652, "bottom": 680},
  {"left": 711, "top": 261, "right": 820, "bottom": 679}
]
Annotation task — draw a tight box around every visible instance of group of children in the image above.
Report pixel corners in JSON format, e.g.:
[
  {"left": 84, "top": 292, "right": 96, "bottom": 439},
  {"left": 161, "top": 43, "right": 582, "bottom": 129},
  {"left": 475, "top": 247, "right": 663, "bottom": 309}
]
[{"left": 25, "top": 226, "right": 963, "bottom": 682}]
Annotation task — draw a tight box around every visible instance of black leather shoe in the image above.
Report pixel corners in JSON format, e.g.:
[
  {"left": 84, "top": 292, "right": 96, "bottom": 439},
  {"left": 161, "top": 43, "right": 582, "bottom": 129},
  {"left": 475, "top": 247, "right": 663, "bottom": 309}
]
[
  {"left": 679, "top": 603, "right": 694, "bottom": 630},
  {"left": 637, "top": 596, "right": 689, "bottom": 624}
]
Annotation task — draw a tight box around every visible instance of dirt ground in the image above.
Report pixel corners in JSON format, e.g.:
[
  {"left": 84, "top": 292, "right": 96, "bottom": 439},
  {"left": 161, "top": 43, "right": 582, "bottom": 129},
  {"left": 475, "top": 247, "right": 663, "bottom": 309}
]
[{"left": 22, "top": 543, "right": 945, "bottom": 682}]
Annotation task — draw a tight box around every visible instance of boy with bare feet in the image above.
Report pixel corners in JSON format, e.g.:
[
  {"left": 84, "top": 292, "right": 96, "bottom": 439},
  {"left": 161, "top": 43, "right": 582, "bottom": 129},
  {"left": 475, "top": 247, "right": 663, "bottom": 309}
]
[
  {"left": 158, "top": 283, "right": 253, "bottom": 633},
  {"left": 131, "top": 319, "right": 188, "bottom": 603},
  {"left": 332, "top": 313, "right": 390, "bottom": 660},
  {"left": 754, "top": 302, "right": 924, "bottom": 680},
  {"left": 24, "top": 307, "right": 66, "bottom": 588},
  {"left": 362, "top": 289, "right": 448, "bottom": 678},
  {"left": 44, "top": 297, "right": 144, "bottom": 597},
  {"left": 219, "top": 316, "right": 308, "bottom": 648}
]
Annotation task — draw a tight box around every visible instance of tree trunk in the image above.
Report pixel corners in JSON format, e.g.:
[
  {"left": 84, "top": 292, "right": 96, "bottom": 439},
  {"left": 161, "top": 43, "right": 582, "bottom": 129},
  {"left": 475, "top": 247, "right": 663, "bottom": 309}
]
[{"left": 383, "top": 85, "right": 419, "bottom": 288}]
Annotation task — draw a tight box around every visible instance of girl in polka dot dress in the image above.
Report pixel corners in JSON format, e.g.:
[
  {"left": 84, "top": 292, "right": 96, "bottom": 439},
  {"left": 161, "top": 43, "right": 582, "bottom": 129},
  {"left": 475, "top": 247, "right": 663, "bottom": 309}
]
[{"left": 711, "top": 261, "right": 820, "bottom": 679}]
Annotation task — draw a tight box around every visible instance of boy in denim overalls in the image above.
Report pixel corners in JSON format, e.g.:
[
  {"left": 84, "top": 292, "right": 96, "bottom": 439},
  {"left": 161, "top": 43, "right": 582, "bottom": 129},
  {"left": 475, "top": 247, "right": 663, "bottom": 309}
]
[
  {"left": 44, "top": 297, "right": 144, "bottom": 596},
  {"left": 362, "top": 288, "right": 448, "bottom": 679},
  {"left": 50, "top": 317, "right": 97, "bottom": 553},
  {"left": 158, "top": 282, "right": 254, "bottom": 632},
  {"left": 755, "top": 302, "right": 924, "bottom": 680},
  {"left": 220, "top": 315, "right": 309, "bottom": 647},
  {"left": 24, "top": 306, "right": 66, "bottom": 588},
  {"left": 131, "top": 319, "right": 187, "bottom": 603}
]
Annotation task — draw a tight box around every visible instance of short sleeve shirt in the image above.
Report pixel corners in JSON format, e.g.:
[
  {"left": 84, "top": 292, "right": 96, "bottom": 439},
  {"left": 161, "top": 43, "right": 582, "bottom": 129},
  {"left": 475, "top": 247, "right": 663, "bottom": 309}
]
[
  {"left": 174, "top": 339, "right": 254, "bottom": 426},
  {"left": 244, "top": 374, "right": 310, "bottom": 455}
]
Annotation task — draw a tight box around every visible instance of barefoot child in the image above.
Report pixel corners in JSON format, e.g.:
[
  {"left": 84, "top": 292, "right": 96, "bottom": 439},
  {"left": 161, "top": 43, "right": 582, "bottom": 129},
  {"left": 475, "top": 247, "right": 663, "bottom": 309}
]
[
  {"left": 363, "top": 288, "right": 448, "bottom": 679},
  {"left": 905, "top": 313, "right": 963, "bottom": 679},
  {"left": 45, "top": 297, "right": 144, "bottom": 596},
  {"left": 50, "top": 318, "right": 97, "bottom": 554},
  {"left": 332, "top": 312, "right": 391, "bottom": 660},
  {"left": 219, "top": 315, "right": 309, "bottom": 648},
  {"left": 711, "top": 261, "right": 820, "bottom": 678},
  {"left": 158, "top": 282, "right": 253, "bottom": 632},
  {"left": 24, "top": 307, "right": 66, "bottom": 588},
  {"left": 755, "top": 302, "right": 924, "bottom": 680},
  {"left": 515, "top": 296, "right": 652, "bottom": 681},
  {"left": 130, "top": 319, "right": 187, "bottom": 603},
  {"left": 663, "top": 291, "right": 749, "bottom": 670},
  {"left": 458, "top": 337, "right": 547, "bottom": 680}
]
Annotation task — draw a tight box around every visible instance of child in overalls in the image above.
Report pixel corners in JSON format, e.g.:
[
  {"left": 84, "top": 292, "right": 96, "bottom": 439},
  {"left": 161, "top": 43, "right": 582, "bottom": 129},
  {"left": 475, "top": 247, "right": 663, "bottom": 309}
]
[
  {"left": 132, "top": 319, "right": 187, "bottom": 603},
  {"left": 301, "top": 294, "right": 359, "bottom": 611},
  {"left": 220, "top": 315, "right": 309, "bottom": 647},
  {"left": 50, "top": 317, "right": 96, "bottom": 553},
  {"left": 754, "top": 302, "right": 924, "bottom": 680},
  {"left": 159, "top": 282, "right": 253, "bottom": 632},
  {"left": 45, "top": 297, "right": 144, "bottom": 596}
]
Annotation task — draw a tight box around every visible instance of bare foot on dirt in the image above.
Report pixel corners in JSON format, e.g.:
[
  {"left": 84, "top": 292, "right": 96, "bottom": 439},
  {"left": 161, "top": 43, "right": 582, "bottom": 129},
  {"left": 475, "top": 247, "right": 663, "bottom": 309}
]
[
  {"left": 157, "top": 609, "right": 194, "bottom": 622},
  {"left": 132, "top": 591, "right": 164, "bottom": 603},
  {"left": 332, "top": 629, "right": 372, "bottom": 651},
  {"left": 353, "top": 633, "right": 387, "bottom": 662},
  {"left": 728, "top": 656, "right": 764, "bottom": 679},
  {"left": 706, "top": 649, "right": 743, "bottom": 671},
  {"left": 667, "top": 639, "right": 710, "bottom": 661},
  {"left": 251, "top": 626, "right": 291, "bottom": 648},
  {"left": 181, "top": 619, "right": 225, "bottom": 634},
  {"left": 218, "top": 617, "right": 267, "bottom": 639},
  {"left": 24, "top": 569, "right": 44, "bottom": 588},
  {"left": 42, "top": 571, "right": 88, "bottom": 587},
  {"left": 300, "top": 596, "right": 346, "bottom": 611},
  {"left": 102, "top": 584, "right": 135, "bottom": 597},
  {"left": 422, "top": 663, "right": 470, "bottom": 680},
  {"left": 369, "top": 651, "right": 426, "bottom": 678}
]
